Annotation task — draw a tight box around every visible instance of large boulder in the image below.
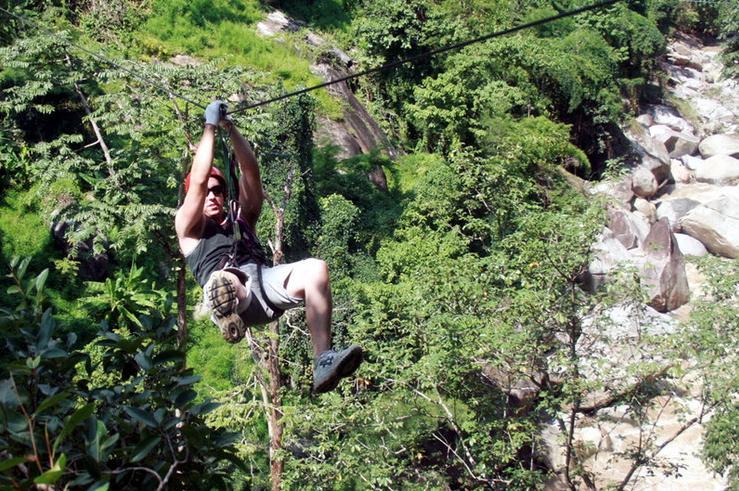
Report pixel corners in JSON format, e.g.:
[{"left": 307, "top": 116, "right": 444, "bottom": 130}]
[
  {"left": 681, "top": 154, "right": 703, "bottom": 170},
  {"left": 674, "top": 233, "right": 708, "bottom": 257},
  {"left": 649, "top": 125, "right": 699, "bottom": 158},
  {"left": 680, "top": 196, "right": 739, "bottom": 258},
  {"left": 589, "top": 176, "right": 634, "bottom": 208},
  {"left": 670, "top": 158, "right": 694, "bottom": 184},
  {"left": 631, "top": 166, "right": 658, "bottom": 198},
  {"left": 694, "top": 154, "right": 739, "bottom": 185},
  {"left": 607, "top": 208, "right": 650, "bottom": 249},
  {"left": 633, "top": 198, "right": 656, "bottom": 223},
  {"left": 698, "top": 133, "right": 739, "bottom": 158},
  {"left": 648, "top": 104, "right": 695, "bottom": 134},
  {"left": 640, "top": 218, "right": 690, "bottom": 312},
  {"left": 655, "top": 198, "right": 700, "bottom": 231},
  {"left": 624, "top": 122, "right": 671, "bottom": 182},
  {"left": 585, "top": 231, "right": 636, "bottom": 291}
]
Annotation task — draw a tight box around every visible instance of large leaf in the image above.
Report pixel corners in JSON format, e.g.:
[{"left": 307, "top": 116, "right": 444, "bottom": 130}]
[
  {"left": 86, "top": 419, "right": 106, "bottom": 462},
  {"left": 131, "top": 435, "right": 161, "bottom": 462},
  {"left": 33, "top": 453, "right": 66, "bottom": 485},
  {"left": 0, "top": 456, "right": 26, "bottom": 472},
  {"left": 54, "top": 403, "right": 95, "bottom": 452},
  {"left": 176, "top": 375, "right": 201, "bottom": 386},
  {"left": 174, "top": 389, "right": 197, "bottom": 407},
  {"left": 37, "top": 309, "right": 54, "bottom": 349},
  {"left": 123, "top": 406, "right": 158, "bottom": 428},
  {"left": 153, "top": 350, "right": 185, "bottom": 365},
  {"left": 35, "top": 268, "right": 49, "bottom": 293},
  {"left": 34, "top": 391, "right": 69, "bottom": 415},
  {"left": 0, "top": 379, "right": 19, "bottom": 407}
]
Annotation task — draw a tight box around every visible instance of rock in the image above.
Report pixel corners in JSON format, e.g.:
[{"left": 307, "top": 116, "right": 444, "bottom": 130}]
[
  {"left": 698, "top": 133, "right": 739, "bottom": 158},
  {"left": 670, "top": 158, "right": 694, "bottom": 183},
  {"left": 640, "top": 218, "right": 690, "bottom": 312},
  {"left": 305, "top": 31, "right": 325, "bottom": 47},
  {"left": 681, "top": 196, "right": 739, "bottom": 258},
  {"left": 631, "top": 166, "right": 658, "bottom": 198},
  {"left": 170, "top": 54, "right": 200, "bottom": 66},
  {"left": 674, "top": 233, "right": 708, "bottom": 257},
  {"left": 607, "top": 208, "right": 649, "bottom": 249},
  {"left": 636, "top": 114, "right": 654, "bottom": 127},
  {"left": 311, "top": 62, "right": 397, "bottom": 161},
  {"left": 633, "top": 198, "right": 656, "bottom": 223},
  {"left": 649, "top": 125, "right": 699, "bottom": 158},
  {"left": 589, "top": 176, "right": 633, "bottom": 207},
  {"left": 256, "top": 10, "right": 303, "bottom": 37},
  {"left": 648, "top": 104, "right": 695, "bottom": 134},
  {"left": 681, "top": 154, "right": 703, "bottom": 170},
  {"left": 656, "top": 198, "right": 700, "bottom": 231},
  {"left": 695, "top": 154, "right": 739, "bottom": 184},
  {"left": 624, "top": 121, "right": 671, "bottom": 177},
  {"left": 585, "top": 232, "right": 636, "bottom": 291},
  {"left": 51, "top": 219, "right": 109, "bottom": 281},
  {"left": 659, "top": 182, "right": 739, "bottom": 205}
]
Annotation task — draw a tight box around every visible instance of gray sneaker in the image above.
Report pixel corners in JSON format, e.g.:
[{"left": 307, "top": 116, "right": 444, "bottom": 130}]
[
  {"left": 313, "top": 345, "right": 363, "bottom": 394},
  {"left": 204, "top": 270, "right": 245, "bottom": 343}
]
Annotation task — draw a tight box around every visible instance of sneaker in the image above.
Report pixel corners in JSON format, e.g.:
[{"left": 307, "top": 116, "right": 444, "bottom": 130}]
[
  {"left": 313, "top": 345, "right": 363, "bottom": 394},
  {"left": 204, "top": 270, "right": 245, "bottom": 343}
]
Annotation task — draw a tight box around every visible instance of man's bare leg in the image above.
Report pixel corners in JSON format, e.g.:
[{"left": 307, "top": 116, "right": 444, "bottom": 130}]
[{"left": 284, "top": 258, "right": 332, "bottom": 356}]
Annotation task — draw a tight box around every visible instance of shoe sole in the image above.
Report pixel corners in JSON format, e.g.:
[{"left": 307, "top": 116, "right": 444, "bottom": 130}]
[
  {"left": 314, "top": 345, "right": 363, "bottom": 394},
  {"left": 205, "top": 271, "right": 245, "bottom": 343}
]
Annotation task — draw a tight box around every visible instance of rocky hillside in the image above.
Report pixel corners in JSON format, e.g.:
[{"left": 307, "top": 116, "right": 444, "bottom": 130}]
[{"left": 543, "top": 33, "right": 737, "bottom": 490}]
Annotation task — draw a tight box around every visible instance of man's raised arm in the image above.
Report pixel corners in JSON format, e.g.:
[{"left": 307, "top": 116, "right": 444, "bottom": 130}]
[
  {"left": 225, "top": 121, "right": 264, "bottom": 230},
  {"left": 175, "top": 101, "right": 223, "bottom": 250}
]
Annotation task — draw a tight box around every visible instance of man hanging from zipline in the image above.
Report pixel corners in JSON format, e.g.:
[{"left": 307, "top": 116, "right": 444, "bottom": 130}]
[{"left": 175, "top": 101, "right": 362, "bottom": 393}]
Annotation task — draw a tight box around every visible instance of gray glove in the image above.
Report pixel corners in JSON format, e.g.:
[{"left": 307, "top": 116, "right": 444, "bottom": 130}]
[{"left": 204, "top": 100, "right": 227, "bottom": 126}]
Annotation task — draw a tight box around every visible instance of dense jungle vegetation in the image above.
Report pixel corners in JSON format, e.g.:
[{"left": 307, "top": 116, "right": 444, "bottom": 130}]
[{"left": 0, "top": 0, "right": 736, "bottom": 489}]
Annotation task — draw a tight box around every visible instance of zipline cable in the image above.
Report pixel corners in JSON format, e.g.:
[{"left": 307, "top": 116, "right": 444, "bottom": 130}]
[
  {"left": 228, "top": 0, "right": 623, "bottom": 114},
  {"left": 1, "top": 0, "right": 624, "bottom": 114},
  {"left": 0, "top": 5, "right": 207, "bottom": 110}
]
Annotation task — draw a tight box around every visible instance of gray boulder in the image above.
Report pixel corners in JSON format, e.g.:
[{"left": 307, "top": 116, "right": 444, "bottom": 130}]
[
  {"left": 680, "top": 196, "right": 739, "bottom": 258},
  {"left": 640, "top": 218, "right": 690, "bottom": 312},
  {"left": 674, "top": 233, "right": 708, "bottom": 257},
  {"left": 698, "top": 133, "right": 739, "bottom": 158},
  {"left": 633, "top": 198, "right": 656, "bottom": 223},
  {"left": 624, "top": 123, "right": 671, "bottom": 182},
  {"left": 655, "top": 198, "right": 700, "bottom": 231},
  {"left": 670, "top": 158, "right": 694, "bottom": 184},
  {"left": 694, "top": 154, "right": 739, "bottom": 184},
  {"left": 632, "top": 166, "right": 658, "bottom": 198},
  {"left": 649, "top": 125, "right": 699, "bottom": 158},
  {"left": 681, "top": 154, "right": 703, "bottom": 170},
  {"left": 648, "top": 104, "right": 695, "bottom": 134},
  {"left": 607, "top": 208, "right": 649, "bottom": 249}
]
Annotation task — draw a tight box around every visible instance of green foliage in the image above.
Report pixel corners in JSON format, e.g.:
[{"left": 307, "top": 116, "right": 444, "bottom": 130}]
[
  {"left": 0, "top": 262, "right": 240, "bottom": 489},
  {"left": 315, "top": 194, "right": 360, "bottom": 279},
  {"left": 683, "top": 257, "right": 739, "bottom": 487},
  {"left": 82, "top": 261, "right": 168, "bottom": 330},
  {"left": 406, "top": 32, "right": 621, "bottom": 152}
]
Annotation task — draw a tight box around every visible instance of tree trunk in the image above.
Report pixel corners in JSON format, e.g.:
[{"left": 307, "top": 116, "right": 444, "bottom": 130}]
[{"left": 176, "top": 256, "right": 188, "bottom": 349}]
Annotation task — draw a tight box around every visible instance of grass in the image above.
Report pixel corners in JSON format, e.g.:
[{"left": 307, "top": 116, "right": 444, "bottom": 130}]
[{"left": 136, "top": 0, "right": 345, "bottom": 117}]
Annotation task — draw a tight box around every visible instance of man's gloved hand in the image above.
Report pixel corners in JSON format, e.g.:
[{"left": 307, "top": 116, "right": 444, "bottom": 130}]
[{"left": 204, "top": 100, "right": 228, "bottom": 126}]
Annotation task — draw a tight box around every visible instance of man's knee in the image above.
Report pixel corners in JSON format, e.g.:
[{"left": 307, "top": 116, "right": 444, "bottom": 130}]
[{"left": 303, "top": 258, "right": 329, "bottom": 285}]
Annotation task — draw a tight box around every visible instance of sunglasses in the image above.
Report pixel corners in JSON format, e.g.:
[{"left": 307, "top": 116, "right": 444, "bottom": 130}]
[{"left": 207, "top": 185, "right": 225, "bottom": 196}]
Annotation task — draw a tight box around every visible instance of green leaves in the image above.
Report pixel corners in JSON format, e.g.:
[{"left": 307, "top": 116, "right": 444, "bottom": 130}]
[{"left": 123, "top": 406, "right": 159, "bottom": 428}]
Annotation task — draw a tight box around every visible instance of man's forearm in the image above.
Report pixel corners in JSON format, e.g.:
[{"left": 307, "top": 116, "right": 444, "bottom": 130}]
[
  {"left": 229, "top": 126, "right": 260, "bottom": 177},
  {"left": 189, "top": 125, "right": 217, "bottom": 187}
]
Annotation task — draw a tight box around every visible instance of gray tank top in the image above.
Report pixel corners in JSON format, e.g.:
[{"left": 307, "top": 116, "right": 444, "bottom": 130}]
[{"left": 184, "top": 218, "right": 267, "bottom": 286}]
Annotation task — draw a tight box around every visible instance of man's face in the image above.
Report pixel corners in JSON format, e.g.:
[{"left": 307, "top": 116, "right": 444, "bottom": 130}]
[{"left": 203, "top": 176, "right": 226, "bottom": 221}]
